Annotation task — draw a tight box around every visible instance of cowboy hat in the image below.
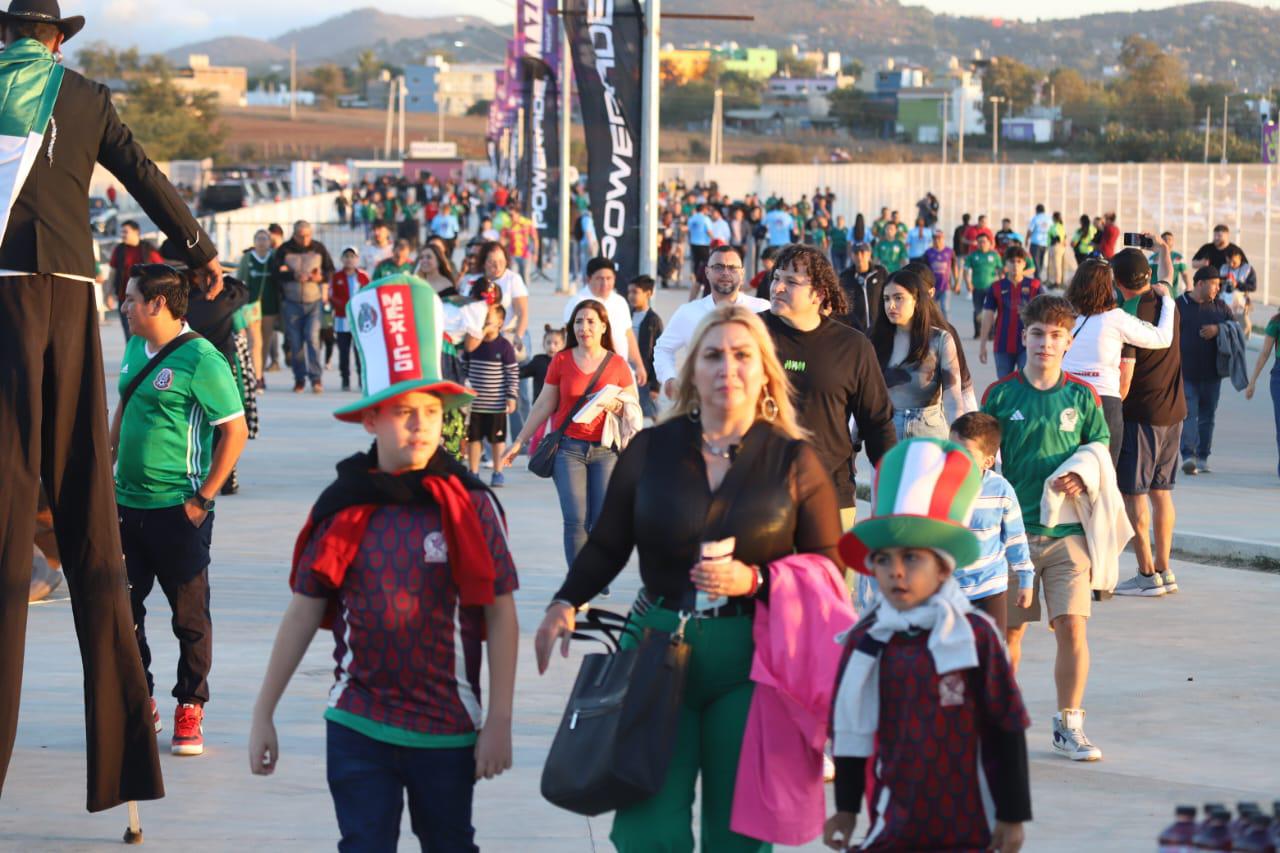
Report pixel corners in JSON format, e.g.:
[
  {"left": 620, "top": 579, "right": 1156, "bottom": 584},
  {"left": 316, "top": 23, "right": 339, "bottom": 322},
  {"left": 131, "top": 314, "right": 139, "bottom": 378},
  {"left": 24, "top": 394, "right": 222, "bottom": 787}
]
[{"left": 0, "top": 0, "right": 85, "bottom": 42}]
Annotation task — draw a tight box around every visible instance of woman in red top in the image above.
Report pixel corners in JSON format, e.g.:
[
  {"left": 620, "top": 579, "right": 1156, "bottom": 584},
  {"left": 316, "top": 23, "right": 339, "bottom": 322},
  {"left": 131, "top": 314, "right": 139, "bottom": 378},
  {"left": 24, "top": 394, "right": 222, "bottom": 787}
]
[
  {"left": 329, "top": 247, "right": 371, "bottom": 391},
  {"left": 503, "top": 299, "right": 636, "bottom": 568}
]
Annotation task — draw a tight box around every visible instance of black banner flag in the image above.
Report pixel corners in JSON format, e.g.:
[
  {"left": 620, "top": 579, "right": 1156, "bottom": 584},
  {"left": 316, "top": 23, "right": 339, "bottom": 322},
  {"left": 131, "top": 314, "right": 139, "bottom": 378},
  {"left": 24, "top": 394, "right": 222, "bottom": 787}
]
[
  {"left": 519, "top": 56, "right": 560, "bottom": 237},
  {"left": 564, "top": 0, "right": 644, "bottom": 281}
]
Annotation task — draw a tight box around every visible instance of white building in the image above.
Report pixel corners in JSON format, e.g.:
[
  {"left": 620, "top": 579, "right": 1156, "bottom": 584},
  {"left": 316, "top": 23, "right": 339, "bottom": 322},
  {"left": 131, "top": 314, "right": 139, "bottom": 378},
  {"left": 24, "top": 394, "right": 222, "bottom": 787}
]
[{"left": 404, "top": 56, "right": 500, "bottom": 115}]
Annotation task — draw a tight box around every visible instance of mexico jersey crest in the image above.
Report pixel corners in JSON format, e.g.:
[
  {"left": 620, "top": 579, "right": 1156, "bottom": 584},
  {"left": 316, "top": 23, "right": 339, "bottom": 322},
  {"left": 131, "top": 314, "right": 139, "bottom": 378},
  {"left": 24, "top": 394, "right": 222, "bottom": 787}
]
[{"left": 153, "top": 368, "right": 175, "bottom": 390}]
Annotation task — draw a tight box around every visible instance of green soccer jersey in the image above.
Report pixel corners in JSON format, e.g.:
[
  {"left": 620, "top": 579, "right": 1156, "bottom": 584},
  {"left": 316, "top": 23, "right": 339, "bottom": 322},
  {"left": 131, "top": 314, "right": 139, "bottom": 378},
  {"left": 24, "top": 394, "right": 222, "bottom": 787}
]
[
  {"left": 965, "top": 250, "right": 1002, "bottom": 292},
  {"left": 1267, "top": 318, "right": 1280, "bottom": 361},
  {"left": 1148, "top": 251, "right": 1188, "bottom": 295},
  {"left": 115, "top": 332, "right": 244, "bottom": 509},
  {"left": 874, "top": 239, "right": 906, "bottom": 272},
  {"left": 981, "top": 370, "right": 1110, "bottom": 537}
]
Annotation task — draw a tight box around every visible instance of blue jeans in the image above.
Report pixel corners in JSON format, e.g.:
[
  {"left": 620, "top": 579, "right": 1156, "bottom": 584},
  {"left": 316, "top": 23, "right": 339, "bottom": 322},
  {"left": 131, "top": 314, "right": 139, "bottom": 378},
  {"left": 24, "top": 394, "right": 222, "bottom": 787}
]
[
  {"left": 1181, "top": 377, "right": 1223, "bottom": 462},
  {"left": 282, "top": 298, "right": 323, "bottom": 385},
  {"left": 993, "top": 349, "right": 1026, "bottom": 379},
  {"left": 326, "top": 720, "right": 478, "bottom": 853},
  {"left": 551, "top": 437, "right": 617, "bottom": 568},
  {"left": 892, "top": 404, "right": 949, "bottom": 441},
  {"left": 935, "top": 286, "right": 950, "bottom": 319},
  {"left": 1271, "top": 363, "right": 1280, "bottom": 477}
]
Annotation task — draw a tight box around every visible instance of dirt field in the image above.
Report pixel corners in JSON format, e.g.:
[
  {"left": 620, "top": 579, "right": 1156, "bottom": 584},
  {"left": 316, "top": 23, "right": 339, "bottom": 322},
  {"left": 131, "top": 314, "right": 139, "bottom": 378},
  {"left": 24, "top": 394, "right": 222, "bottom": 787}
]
[{"left": 217, "top": 105, "right": 946, "bottom": 166}]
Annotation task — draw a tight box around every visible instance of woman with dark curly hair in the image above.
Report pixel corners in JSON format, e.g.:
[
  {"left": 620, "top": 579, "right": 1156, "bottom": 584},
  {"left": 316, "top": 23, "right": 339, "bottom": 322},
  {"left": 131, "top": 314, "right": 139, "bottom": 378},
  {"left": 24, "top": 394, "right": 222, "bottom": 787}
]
[
  {"left": 1062, "top": 256, "right": 1175, "bottom": 465},
  {"left": 761, "top": 243, "right": 896, "bottom": 534}
]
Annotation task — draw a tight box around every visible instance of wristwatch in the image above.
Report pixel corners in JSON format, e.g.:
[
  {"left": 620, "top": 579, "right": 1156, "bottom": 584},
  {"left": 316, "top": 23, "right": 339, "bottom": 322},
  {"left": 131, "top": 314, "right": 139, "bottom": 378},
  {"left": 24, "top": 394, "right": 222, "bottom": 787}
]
[{"left": 189, "top": 493, "right": 216, "bottom": 512}]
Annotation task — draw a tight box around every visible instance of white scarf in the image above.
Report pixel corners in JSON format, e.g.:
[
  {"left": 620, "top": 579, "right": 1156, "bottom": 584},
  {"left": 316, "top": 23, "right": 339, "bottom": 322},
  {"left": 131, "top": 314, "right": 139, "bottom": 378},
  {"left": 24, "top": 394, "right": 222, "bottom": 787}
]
[{"left": 832, "top": 578, "right": 978, "bottom": 757}]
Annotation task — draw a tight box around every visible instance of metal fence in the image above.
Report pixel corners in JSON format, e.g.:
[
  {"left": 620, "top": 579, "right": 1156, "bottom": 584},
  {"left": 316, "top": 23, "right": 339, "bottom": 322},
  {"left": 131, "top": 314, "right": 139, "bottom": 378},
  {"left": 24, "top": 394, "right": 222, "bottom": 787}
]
[
  {"left": 661, "top": 162, "right": 1280, "bottom": 307},
  {"left": 202, "top": 191, "right": 349, "bottom": 260}
]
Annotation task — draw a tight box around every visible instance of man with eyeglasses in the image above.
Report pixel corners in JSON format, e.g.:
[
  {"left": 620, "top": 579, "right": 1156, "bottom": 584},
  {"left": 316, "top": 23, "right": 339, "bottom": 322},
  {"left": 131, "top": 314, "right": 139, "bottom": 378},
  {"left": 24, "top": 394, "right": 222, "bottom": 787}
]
[
  {"left": 762, "top": 244, "right": 896, "bottom": 536},
  {"left": 654, "top": 244, "right": 770, "bottom": 399}
]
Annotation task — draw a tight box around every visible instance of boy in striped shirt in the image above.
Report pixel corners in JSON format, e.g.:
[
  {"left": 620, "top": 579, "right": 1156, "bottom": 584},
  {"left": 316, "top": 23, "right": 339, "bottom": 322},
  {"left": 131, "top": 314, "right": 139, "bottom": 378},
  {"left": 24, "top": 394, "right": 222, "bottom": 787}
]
[
  {"left": 949, "top": 413, "right": 1034, "bottom": 635},
  {"left": 464, "top": 304, "right": 519, "bottom": 486}
]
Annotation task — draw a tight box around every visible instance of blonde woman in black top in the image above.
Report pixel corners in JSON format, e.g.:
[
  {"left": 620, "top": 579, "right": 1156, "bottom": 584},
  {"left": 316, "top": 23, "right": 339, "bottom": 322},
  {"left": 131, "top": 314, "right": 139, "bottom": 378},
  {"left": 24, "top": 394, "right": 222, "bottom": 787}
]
[{"left": 535, "top": 305, "right": 842, "bottom": 852}]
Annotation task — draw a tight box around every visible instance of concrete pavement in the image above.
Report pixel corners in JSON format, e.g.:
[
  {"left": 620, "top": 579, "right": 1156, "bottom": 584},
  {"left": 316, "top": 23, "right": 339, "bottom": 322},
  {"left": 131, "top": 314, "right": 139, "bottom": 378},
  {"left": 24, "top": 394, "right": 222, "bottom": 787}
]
[{"left": 3, "top": 275, "right": 1279, "bottom": 851}]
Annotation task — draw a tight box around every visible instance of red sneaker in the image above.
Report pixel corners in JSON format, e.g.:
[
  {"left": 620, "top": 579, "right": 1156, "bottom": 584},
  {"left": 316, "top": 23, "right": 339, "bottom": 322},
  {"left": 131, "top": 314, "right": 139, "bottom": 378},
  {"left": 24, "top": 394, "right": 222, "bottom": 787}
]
[
  {"left": 171, "top": 703, "right": 204, "bottom": 756},
  {"left": 150, "top": 698, "right": 161, "bottom": 734}
]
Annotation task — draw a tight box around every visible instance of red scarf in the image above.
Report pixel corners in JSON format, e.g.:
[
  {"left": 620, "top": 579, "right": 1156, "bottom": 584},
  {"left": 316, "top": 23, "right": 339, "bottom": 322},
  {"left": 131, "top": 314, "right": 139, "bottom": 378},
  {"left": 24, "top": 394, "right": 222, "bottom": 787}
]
[{"left": 290, "top": 472, "right": 497, "bottom": 628}]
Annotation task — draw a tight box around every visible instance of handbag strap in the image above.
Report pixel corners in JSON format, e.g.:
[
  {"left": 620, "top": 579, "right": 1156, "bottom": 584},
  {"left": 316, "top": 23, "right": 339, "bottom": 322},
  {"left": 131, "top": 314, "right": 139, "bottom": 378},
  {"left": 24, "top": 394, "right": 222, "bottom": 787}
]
[
  {"left": 120, "top": 332, "right": 201, "bottom": 415},
  {"left": 545, "top": 351, "right": 615, "bottom": 443}
]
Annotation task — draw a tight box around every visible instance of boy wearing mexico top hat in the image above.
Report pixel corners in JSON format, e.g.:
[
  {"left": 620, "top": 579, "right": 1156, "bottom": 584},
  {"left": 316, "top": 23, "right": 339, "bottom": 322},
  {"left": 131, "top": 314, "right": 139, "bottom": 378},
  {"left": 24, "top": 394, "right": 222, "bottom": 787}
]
[
  {"left": 249, "top": 274, "right": 518, "bottom": 851},
  {"left": 824, "top": 439, "right": 1031, "bottom": 853}
]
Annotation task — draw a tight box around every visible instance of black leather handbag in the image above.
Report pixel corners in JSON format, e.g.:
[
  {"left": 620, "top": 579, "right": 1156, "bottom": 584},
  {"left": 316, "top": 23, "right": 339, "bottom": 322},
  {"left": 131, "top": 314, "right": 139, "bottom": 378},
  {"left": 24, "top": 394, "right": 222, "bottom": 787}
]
[
  {"left": 527, "top": 353, "right": 614, "bottom": 478},
  {"left": 539, "top": 608, "right": 691, "bottom": 816}
]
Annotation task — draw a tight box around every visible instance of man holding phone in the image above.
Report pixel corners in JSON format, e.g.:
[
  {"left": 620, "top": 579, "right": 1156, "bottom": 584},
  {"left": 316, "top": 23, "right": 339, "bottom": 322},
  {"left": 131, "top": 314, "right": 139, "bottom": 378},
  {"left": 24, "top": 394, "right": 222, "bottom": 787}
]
[{"left": 271, "top": 220, "right": 335, "bottom": 393}]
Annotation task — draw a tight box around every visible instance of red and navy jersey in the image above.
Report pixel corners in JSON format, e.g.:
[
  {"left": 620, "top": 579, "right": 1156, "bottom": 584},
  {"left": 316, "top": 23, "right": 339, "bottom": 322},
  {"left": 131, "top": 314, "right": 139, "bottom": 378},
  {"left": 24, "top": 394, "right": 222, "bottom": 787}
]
[
  {"left": 982, "top": 277, "right": 1042, "bottom": 355},
  {"left": 841, "top": 613, "right": 1030, "bottom": 851},
  {"left": 293, "top": 492, "right": 518, "bottom": 740}
]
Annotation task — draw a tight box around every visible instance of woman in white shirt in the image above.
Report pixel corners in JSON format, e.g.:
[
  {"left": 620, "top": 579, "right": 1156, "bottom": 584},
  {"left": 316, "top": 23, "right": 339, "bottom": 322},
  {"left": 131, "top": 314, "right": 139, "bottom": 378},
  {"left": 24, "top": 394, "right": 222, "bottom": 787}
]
[{"left": 1063, "top": 258, "right": 1175, "bottom": 465}]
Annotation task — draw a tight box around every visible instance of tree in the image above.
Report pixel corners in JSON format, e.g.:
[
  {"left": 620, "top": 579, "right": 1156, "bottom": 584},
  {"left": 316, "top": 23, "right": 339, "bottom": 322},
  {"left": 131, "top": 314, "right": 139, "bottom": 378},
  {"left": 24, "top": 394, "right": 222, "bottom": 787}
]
[
  {"left": 466, "top": 99, "right": 491, "bottom": 117},
  {"left": 1112, "top": 35, "right": 1192, "bottom": 132},
  {"left": 305, "top": 64, "right": 347, "bottom": 104},
  {"left": 356, "top": 49, "right": 382, "bottom": 91},
  {"left": 117, "top": 78, "right": 226, "bottom": 160},
  {"left": 842, "top": 60, "right": 864, "bottom": 82},
  {"left": 779, "top": 50, "right": 819, "bottom": 79},
  {"left": 75, "top": 43, "right": 142, "bottom": 79},
  {"left": 827, "top": 87, "right": 894, "bottom": 134},
  {"left": 1049, "top": 67, "right": 1111, "bottom": 134},
  {"left": 982, "top": 56, "right": 1040, "bottom": 128}
]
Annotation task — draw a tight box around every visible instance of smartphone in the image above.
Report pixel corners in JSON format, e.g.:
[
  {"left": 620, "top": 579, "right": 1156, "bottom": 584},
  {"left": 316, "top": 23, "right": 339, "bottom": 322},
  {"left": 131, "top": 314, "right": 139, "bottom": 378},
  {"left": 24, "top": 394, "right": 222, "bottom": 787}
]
[
  {"left": 696, "top": 537, "right": 736, "bottom": 610},
  {"left": 1123, "top": 232, "right": 1154, "bottom": 249}
]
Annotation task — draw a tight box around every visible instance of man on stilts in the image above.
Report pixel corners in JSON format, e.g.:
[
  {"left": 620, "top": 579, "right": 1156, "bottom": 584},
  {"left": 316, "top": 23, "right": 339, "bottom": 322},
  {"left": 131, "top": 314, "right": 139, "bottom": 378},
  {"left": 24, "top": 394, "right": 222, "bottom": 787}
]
[{"left": 0, "top": 0, "right": 223, "bottom": 820}]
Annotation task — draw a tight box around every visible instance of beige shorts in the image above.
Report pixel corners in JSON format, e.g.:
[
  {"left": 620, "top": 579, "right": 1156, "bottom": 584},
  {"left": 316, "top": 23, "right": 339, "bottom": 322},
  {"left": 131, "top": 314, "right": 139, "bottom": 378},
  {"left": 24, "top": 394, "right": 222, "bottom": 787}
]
[{"left": 1008, "top": 534, "right": 1092, "bottom": 629}]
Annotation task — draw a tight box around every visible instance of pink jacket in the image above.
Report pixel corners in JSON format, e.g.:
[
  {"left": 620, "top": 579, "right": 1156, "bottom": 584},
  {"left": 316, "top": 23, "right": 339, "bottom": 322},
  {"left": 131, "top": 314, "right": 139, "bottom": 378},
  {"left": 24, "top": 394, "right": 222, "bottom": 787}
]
[{"left": 731, "top": 553, "right": 857, "bottom": 845}]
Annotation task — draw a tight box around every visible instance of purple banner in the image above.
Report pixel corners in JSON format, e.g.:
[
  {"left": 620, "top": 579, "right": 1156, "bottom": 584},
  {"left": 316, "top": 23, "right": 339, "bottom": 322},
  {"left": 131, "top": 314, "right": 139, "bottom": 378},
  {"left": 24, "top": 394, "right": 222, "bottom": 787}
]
[{"left": 1264, "top": 122, "right": 1277, "bottom": 164}]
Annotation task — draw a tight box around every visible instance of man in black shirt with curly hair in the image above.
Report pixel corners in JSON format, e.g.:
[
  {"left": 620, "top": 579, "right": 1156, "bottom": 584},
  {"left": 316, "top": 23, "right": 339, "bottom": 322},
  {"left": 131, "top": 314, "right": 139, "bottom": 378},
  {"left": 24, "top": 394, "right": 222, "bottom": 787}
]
[{"left": 761, "top": 243, "right": 896, "bottom": 537}]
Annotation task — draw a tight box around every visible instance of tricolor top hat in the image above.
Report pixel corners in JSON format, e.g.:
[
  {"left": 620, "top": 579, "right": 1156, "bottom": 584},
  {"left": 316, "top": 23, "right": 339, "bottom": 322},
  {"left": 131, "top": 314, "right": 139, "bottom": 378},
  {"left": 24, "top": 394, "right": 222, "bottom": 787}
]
[
  {"left": 333, "top": 273, "right": 474, "bottom": 422},
  {"left": 838, "top": 438, "right": 982, "bottom": 575},
  {"left": 0, "top": 1, "right": 85, "bottom": 41}
]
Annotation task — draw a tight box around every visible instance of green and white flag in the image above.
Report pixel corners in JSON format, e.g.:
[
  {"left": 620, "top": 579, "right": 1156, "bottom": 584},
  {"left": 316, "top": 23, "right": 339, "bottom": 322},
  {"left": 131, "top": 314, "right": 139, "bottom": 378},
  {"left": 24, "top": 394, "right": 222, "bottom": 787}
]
[{"left": 0, "top": 38, "right": 62, "bottom": 244}]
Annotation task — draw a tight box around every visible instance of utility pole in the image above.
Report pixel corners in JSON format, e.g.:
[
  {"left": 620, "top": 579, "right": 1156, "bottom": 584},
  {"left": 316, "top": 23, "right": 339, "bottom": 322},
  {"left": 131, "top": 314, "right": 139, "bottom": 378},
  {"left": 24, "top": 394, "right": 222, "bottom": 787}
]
[
  {"left": 710, "top": 88, "right": 723, "bottom": 164},
  {"left": 398, "top": 75, "right": 407, "bottom": 158},
  {"left": 957, "top": 88, "right": 965, "bottom": 164},
  {"left": 289, "top": 44, "right": 297, "bottom": 121},
  {"left": 558, "top": 10, "right": 572, "bottom": 294},
  {"left": 384, "top": 76, "right": 396, "bottom": 160},
  {"left": 1221, "top": 94, "right": 1230, "bottom": 165},
  {"left": 941, "top": 92, "right": 949, "bottom": 165},
  {"left": 437, "top": 93, "right": 445, "bottom": 143},
  {"left": 638, "top": 0, "right": 661, "bottom": 277},
  {"left": 989, "top": 96, "right": 1003, "bottom": 163},
  {"left": 1204, "top": 105, "right": 1211, "bottom": 163}
]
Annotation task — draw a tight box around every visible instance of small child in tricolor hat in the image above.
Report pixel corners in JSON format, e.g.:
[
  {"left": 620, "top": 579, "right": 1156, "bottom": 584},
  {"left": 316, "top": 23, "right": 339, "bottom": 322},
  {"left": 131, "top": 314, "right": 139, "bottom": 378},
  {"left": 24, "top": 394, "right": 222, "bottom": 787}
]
[
  {"left": 825, "top": 438, "right": 1031, "bottom": 853},
  {"left": 249, "top": 273, "right": 519, "bottom": 850}
]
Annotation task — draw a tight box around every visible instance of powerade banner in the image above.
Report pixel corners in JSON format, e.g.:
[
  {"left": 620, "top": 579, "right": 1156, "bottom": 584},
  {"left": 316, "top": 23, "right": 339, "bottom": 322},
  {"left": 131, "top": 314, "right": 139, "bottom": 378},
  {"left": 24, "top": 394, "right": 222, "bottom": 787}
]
[
  {"left": 517, "top": 0, "right": 560, "bottom": 235},
  {"left": 519, "top": 57, "right": 560, "bottom": 235},
  {"left": 564, "top": 0, "right": 644, "bottom": 281}
]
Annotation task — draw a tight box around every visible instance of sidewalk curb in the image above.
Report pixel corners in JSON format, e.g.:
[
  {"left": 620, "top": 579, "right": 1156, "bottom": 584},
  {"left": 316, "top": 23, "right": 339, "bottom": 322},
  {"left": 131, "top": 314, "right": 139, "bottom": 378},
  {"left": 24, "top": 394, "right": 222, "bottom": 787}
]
[{"left": 1171, "top": 531, "right": 1280, "bottom": 570}]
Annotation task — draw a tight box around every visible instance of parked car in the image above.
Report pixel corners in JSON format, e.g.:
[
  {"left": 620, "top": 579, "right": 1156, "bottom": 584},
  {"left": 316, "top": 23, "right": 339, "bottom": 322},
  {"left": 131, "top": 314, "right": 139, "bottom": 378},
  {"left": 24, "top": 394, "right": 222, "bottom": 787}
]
[
  {"left": 198, "top": 183, "right": 248, "bottom": 215},
  {"left": 89, "top": 195, "right": 118, "bottom": 237}
]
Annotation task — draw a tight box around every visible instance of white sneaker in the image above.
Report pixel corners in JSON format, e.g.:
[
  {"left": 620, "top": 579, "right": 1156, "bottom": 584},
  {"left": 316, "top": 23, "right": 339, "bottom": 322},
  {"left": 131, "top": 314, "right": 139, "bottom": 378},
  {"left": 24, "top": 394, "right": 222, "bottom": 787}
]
[
  {"left": 1114, "top": 572, "right": 1166, "bottom": 597},
  {"left": 1160, "top": 569, "right": 1178, "bottom": 593},
  {"left": 1053, "top": 709, "right": 1102, "bottom": 761}
]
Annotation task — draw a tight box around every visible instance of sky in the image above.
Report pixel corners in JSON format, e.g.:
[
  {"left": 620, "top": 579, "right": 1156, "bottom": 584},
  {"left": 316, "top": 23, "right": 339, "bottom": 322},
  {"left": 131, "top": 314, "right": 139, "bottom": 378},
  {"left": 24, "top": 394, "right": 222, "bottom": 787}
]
[{"left": 74, "top": 0, "right": 1280, "bottom": 52}]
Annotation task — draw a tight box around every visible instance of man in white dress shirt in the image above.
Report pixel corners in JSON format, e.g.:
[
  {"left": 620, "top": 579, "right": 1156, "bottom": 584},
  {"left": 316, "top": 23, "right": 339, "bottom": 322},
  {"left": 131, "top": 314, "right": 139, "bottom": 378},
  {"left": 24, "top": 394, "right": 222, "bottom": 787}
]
[
  {"left": 654, "top": 245, "right": 770, "bottom": 398},
  {"left": 563, "top": 256, "right": 648, "bottom": 386}
]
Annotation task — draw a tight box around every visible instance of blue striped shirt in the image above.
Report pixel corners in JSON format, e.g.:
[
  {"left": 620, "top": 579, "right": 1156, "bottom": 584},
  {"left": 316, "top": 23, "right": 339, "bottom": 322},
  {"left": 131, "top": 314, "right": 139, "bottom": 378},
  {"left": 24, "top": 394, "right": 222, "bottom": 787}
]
[{"left": 957, "top": 469, "right": 1034, "bottom": 600}]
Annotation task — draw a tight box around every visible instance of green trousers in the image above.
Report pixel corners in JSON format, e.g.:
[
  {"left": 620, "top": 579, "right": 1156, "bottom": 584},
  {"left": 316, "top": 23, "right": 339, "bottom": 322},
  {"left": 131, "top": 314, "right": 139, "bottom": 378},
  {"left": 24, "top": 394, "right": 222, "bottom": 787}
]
[{"left": 609, "top": 608, "right": 771, "bottom": 853}]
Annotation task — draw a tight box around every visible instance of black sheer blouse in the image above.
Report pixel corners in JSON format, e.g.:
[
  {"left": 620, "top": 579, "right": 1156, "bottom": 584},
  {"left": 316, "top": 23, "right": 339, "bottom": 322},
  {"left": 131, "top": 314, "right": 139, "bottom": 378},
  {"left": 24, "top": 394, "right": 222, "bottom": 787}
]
[{"left": 554, "top": 416, "right": 843, "bottom": 607}]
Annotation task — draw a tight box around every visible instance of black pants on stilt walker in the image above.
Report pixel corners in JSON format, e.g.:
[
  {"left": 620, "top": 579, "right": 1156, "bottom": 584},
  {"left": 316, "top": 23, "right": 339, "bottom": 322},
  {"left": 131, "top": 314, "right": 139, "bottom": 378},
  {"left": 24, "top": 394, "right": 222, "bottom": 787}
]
[{"left": 0, "top": 276, "right": 163, "bottom": 812}]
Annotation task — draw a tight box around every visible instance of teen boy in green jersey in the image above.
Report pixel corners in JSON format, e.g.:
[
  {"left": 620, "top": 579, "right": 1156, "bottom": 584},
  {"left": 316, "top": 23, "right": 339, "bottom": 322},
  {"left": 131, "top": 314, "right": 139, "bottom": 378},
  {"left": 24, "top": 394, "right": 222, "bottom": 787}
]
[
  {"left": 981, "top": 294, "right": 1110, "bottom": 764},
  {"left": 114, "top": 265, "right": 248, "bottom": 757}
]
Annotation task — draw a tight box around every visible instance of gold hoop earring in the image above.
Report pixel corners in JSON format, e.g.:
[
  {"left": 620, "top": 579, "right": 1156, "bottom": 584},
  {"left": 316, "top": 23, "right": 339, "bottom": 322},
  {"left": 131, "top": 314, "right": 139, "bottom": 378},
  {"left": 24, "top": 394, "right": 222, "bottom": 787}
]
[{"left": 760, "top": 392, "right": 779, "bottom": 422}]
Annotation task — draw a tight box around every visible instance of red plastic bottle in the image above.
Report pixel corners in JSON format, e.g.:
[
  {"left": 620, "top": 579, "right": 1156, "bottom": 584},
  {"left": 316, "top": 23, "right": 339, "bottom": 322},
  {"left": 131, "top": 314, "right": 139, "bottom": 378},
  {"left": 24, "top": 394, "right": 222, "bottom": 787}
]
[{"left": 1160, "top": 806, "right": 1198, "bottom": 852}]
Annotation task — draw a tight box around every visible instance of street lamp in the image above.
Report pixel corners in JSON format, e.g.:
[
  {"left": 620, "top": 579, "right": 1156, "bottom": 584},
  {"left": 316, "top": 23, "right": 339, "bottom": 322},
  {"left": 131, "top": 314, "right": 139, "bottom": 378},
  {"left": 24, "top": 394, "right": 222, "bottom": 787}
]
[{"left": 989, "top": 95, "right": 1004, "bottom": 163}]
